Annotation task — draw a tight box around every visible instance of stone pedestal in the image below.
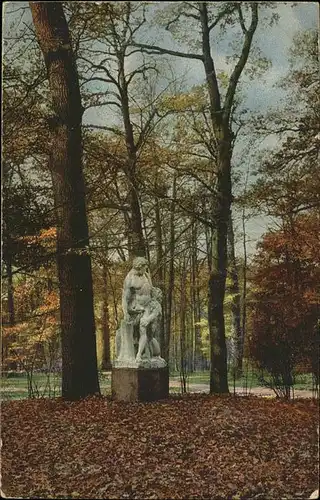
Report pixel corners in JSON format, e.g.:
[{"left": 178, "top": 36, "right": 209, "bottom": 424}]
[{"left": 111, "top": 366, "right": 169, "bottom": 402}]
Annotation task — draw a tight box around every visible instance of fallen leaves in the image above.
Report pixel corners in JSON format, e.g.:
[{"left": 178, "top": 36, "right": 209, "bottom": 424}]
[{"left": 1, "top": 395, "right": 318, "bottom": 499}]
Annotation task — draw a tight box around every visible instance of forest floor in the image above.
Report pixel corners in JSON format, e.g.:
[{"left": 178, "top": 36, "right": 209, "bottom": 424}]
[{"left": 1, "top": 394, "right": 318, "bottom": 499}]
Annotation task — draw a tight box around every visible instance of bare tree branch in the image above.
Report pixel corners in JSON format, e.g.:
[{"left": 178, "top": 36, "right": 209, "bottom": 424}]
[
  {"left": 82, "top": 124, "right": 124, "bottom": 136},
  {"left": 79, "top": 76, "right": 119, "bottom": 87},
  {"left": 131, "top": 42, "right": 203, "bottom": 61},
  {"left": 83, "top": 100, "right": 122, "bottom": 110},
  {"left": 208, "top": 4, "right": 238, "bottom": 31},
  {"left": 127, "top": 63, "right": 158, "bottom": 86},
  {"left": 237, "top": 5, "right": 247, "bottom": 34},
  {"left": 79, "top": 56, "right": 119, "bottom": 87}
]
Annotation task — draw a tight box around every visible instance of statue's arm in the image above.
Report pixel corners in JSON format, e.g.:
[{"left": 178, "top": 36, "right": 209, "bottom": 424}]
[{"left": 141, "top": 301, "right": 161, "bottom": 326}]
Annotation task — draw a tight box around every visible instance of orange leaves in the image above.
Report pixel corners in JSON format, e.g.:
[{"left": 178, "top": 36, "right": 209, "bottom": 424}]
[
  {"left": 303, "top": 289, "right": 320, "bottom": 305},
  {"left": 17, "top": 227, "right": 57, "bottom": 250},
  {"left": 38, "top": 227, "right": 57, "bottom": 242},
  {"left": 2, "top": 322, "right": 29, "bottom": 340},
  {"left": 253, "top": 213, "right": 320, "bottom": 308},
  {"left": 35, "top": 291, "right": 59, "bottom": 316},
  {"left": 1, "top": 395, "right": 318, "bottom": 499},
  {"left": 257, "top": 214, "right": 320, "bottom": 263}
]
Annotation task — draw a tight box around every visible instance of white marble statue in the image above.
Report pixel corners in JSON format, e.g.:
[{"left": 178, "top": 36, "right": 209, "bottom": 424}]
[{"left": 114, "top": 257, "right": 166, "bottom": 368}]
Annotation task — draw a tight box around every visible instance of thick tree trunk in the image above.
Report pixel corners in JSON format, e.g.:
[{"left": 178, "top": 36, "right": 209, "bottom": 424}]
[
  {"left": 227, "top": 212, "right": 243, "bottom": 374},
  {"left": 200, "top": 1, "right": 257, "bottom": 393},
  {"left": 30, "top": 2, "right": 100, "bottom": 400},
  {"left": 208, "top": 136, "right": 231, "bottom": 393},
  {"left": 199, "top": 3, "right": 229, "bottom": 393},
  {"left": 101, "top": 263, "right": 112, "bottom": 371}
]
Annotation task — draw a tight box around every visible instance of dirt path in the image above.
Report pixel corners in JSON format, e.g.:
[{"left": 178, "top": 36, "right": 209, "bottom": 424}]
[{"left": 169, "top": 382, "right": 316, "bottom": 398}]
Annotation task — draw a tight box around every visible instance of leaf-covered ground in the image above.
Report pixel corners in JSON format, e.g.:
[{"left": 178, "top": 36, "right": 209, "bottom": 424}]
[{"left": 2, "top": 395, "right": 318, "bottom": 499}]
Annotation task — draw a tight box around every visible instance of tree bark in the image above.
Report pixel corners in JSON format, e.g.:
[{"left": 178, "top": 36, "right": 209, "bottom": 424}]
[
  {"left": 30, "top": 2, "right": 100, "bottom": 400},
  {"left": 199, "top": 1, "right": 230, "bottom": 393},
  {"left": 207, "top": 147, "right": 230, "bottom": 393}
]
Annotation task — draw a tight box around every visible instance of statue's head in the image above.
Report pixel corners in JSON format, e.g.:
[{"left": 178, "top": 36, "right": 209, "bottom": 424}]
[
  {"left": 152, "top": 286, "right": 162, "bottom": 302},
  {"left": 132, "top": 257, "right": 149, "bottom": 275}
]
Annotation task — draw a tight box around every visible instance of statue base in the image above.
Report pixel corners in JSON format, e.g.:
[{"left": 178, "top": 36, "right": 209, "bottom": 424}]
[
  {"left": 113, "top": 356, "right": 167, "bottom": 369},
  {"left": 111, "top": 366, "right": 169, "bottom": 402}
]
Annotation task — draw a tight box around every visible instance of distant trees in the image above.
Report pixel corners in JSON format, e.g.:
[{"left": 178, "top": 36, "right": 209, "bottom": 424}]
[
  {"left": 2, "top": 42, "right": 53, "bottom": 369},
  {"left": 247, "top": 29, "right": 319, "bottom": 222},
  {"left": 29, "top": 2, "right": 100, "bottom": 399},
  {"left": 246, "top": 28, "right": 320, "bottom": 396},
  {"left": 65, "top": 2, "right": 172, "bottom": 259}
]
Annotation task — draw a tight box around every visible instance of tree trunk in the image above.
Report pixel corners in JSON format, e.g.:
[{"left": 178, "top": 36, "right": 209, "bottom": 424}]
[
  {"left": 5, "top": 257, "right": 17, "bottom": 369},
  {"left": 118, "top": 59, "right": 146, "bottom": 259},
  {"left": 207, "top": 131, "right": 231, "bottom": 393},
  {"left": 201, "top": 1, "right": 257, "bottom": 393},
  {"left": 191, "top": 220, "right": 202, "bottom": 370},
  {"left": 173, "top": 298, "right": 179, "bottom": 372},
  {"left": 155, "top": 196, "right": 166, "bottom": 357},
  {"left": 241, "top": 206, "right": 248, "bottom": 363},
  {"left": 7, "top": 258, "right": 15, "bottom": 327},
  {"left": 126, "top": 166, "right": 145, "bottom": 259},
  {"left": 179, "top": 260, "right": 187, "bottom": 392},
  {"left": 30, "top": 2, "right": 100, "bottom": 400},
  {"left": 101, "top": 263, "right": 112, "bottom": 371},
  {"left": 165, "top": 174, "right": 177, "bottom": 362},
  {"left": 227, "top": 211, "right": 243, "bottom": 375},
  {"left": 199, "top": 3, "right": 230, "bottom": 393}
]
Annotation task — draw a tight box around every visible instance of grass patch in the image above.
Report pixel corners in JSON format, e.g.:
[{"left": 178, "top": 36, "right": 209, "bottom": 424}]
[
  {"left": 1, "top": 370, "right": 315, "bottom": 400},
  {"left": 0, "top": 372, "right": 112, "bottom": 400}
]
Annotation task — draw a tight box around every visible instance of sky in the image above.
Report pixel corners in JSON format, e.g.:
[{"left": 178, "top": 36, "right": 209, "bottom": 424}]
[{"left": 3, "top": 1, "right": 319, "bottom": 257}]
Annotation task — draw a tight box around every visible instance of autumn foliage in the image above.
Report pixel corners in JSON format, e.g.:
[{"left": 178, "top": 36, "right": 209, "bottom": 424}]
[{"left": 249, "top": 214, "right": 320, "bottom": 393}]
